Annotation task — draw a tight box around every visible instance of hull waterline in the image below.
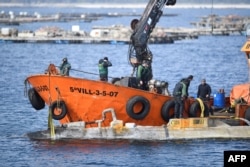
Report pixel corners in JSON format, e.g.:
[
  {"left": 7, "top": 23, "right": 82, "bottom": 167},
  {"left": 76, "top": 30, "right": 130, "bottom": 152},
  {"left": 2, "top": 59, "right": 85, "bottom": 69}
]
[{"left": 27, "top": 118, "right": 250, "bottom": 140}]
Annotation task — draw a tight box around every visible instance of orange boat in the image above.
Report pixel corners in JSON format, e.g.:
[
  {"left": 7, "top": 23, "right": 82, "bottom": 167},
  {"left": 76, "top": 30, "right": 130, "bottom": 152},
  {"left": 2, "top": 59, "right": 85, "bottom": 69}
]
[
  {"left": 24, "top": 1, "right": 250, "bottom": 138},
  {"left": 24, "top": 0, "right": 211, "bottom": 129},
  {"left": 26, "top": 65, "right": 215, "bottom": 126},
  {"left": 25, "top": 74, "right": 174, "bottom": 127}
]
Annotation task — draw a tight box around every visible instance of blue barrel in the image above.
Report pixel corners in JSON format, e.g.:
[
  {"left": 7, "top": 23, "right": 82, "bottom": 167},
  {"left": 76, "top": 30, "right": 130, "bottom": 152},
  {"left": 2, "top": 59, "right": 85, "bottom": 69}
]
[{"left": 213, "top": 92, "right": 225, "bottom": 108}]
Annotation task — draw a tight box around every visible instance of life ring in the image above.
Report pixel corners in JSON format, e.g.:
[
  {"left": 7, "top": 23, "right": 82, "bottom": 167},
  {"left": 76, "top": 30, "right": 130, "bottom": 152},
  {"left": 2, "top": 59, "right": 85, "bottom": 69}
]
[
  {"left": 161, "top": 99, "right": 175, "bottom": 122},
  {"left": 189, "top": 101, "right": 209, "bottom": 117},
  {"left": 126, "top": 96, "right": 150, "bottom": 120},
  {"left": 245, "top": 107, "right": 250, "bottom": 121},
  {"left": 50, "top": 100, "right": 67, "bottom": 120},
  {"left": 28, "top": 88, "right": 45, "bottom": 110}
]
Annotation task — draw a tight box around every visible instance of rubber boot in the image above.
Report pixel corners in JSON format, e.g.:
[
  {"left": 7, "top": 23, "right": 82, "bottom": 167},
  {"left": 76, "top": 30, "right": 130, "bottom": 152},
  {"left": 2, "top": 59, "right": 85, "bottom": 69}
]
[
  {"left": 210, "top": 108, "right": 214, "bottom": 115},
  {"left": 174, "top": 102, "right": 179, "bottom": 118}
]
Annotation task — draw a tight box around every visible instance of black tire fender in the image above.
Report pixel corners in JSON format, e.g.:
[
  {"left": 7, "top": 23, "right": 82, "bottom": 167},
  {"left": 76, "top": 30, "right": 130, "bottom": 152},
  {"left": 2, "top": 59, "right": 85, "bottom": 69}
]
[
  {"left": 126, "top": 96, "right": 150, "bottom": 120},
  {"left": 28, "top": 88, "right": 45, "bottom": 110},
  {"left": 189, "top": 101, "right": 209, "bottom": 117},
  {"left": 245, "top": 107, "right": 250, "bottom": 121},
  {"left": 50, "top": 100, "right": 67, "bottom": 120},
  {"left": 161, "top": 99, "right": 175, "bottom": 122}
]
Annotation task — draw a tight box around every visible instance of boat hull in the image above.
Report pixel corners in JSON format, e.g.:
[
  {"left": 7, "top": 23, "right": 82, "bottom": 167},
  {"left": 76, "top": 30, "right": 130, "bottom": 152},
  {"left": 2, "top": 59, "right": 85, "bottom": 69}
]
[
  {"left": 27, "top": 118, "right": 250, "bottom": 140},
  {"left": 26, "top": 74, "right": 191, "bottom": 127}
]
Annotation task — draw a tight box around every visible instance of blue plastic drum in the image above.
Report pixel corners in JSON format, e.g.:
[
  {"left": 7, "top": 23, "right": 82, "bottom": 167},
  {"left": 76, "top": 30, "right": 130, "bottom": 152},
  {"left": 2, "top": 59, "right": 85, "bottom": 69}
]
[{"left": 213, "top": 93, "right": 225, "bottom": 108}]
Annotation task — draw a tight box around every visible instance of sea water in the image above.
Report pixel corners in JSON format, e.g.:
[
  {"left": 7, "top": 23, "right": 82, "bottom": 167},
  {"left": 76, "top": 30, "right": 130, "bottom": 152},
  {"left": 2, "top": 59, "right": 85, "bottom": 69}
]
[{"left": 0, "top": 6, "right": 250, "bottom": 167}]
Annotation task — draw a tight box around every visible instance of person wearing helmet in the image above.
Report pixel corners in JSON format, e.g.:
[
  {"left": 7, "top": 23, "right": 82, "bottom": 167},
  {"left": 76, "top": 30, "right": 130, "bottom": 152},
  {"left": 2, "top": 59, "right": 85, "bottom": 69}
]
[
  {"left": 98, "top": 57, "right": 112, "bottom": 81},
  {"left": 59, "top": 57, "right": 71, "bottom": 76}
]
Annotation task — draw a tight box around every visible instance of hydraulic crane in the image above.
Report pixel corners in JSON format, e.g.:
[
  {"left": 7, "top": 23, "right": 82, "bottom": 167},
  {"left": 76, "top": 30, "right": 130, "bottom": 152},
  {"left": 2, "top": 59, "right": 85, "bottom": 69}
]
[{"left": 128, "top": 0, "right": 176, "bottom": 75}]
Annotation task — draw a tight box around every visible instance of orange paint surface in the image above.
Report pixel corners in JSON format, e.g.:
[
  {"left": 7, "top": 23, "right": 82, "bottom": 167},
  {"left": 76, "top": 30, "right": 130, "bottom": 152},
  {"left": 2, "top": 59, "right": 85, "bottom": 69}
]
[{"left": 27, "top": 74, "right": 174, "bottom": 127}]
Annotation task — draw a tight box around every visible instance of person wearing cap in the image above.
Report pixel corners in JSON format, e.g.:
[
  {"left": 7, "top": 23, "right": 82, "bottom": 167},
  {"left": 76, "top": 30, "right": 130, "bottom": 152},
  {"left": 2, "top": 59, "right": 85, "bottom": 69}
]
[
  {"left": 197, "top": 79, "right": 212, "bottom": 101},
  {"left": 136, "top": 60, "right": 152, "bottom": 90},
  {"left": 98, "top": 57, "right": 112, "bottom": 81},
  {"left": 59, "top": 57, "right": 71, "bottom": 76}
]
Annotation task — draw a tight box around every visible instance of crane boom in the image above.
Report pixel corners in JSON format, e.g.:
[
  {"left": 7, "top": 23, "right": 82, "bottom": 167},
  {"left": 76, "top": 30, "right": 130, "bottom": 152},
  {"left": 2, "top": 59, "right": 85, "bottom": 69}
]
[{"left": 128, "top": 0, "right": 176, "bottom": 70}]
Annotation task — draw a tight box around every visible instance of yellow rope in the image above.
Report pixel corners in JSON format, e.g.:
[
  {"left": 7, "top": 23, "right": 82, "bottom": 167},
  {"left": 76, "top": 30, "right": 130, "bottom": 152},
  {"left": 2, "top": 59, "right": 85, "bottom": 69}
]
[
  {"left": 196, "top": 98, "right": 204, "bottom": 117},
  {"left": 48, "top": 72, "right": 55, "bottom": 139},
  {"left": 48, "top": 106, "right": 55, "bottom": 139}
]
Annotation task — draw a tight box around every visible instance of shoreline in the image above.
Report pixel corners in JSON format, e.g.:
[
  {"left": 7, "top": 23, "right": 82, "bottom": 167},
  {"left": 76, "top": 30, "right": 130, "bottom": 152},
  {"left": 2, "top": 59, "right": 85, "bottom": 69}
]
[{"left": 1, "top": 3, "right": 250, "bottom": 9}]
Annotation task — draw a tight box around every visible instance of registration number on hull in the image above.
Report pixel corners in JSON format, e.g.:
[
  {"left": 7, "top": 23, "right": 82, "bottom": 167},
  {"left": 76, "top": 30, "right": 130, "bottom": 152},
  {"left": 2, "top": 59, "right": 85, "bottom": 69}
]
[{"left": 70, "top": 87, "right": 119, "bottom": 97}]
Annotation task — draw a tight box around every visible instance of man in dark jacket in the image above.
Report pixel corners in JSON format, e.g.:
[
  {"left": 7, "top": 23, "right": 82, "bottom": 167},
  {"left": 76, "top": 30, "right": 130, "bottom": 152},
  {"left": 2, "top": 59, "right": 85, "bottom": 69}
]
[
  {"left": 197, "top": 79, "right": 212, "bottom": 101},
  {"left": 182, "top": 75, "right": 193, "bottom": 97},
  {"left": 98, "top": 57, "right": 112, "bottom": 81}
]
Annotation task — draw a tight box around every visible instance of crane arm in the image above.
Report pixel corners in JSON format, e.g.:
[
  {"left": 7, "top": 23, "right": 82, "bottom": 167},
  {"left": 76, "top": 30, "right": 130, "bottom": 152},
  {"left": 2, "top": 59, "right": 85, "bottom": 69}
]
[{"left": 128, "top": 0, "right": 176, "bottom": 68}]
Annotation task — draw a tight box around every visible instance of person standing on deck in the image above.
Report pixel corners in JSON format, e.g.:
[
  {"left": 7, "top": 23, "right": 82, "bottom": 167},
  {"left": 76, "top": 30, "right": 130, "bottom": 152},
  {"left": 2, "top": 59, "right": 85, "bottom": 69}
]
[
  {"left": 136, "top": 60, "right": 152, "bottom": 90},
  {"left": 173, "top": 79, "right": 187, "bottom": 118},
  {"left": 182, "top": 75, "right": 193, "bottom": 97},
  {"left": 197, "top": 78, "right": 213, "bottom": 115},
  {"left": 197, "top": 79, "right": 212, "bottom": 101},
  {"left": 59, "top": 57, "right": 71, "bottom": 76},
  {"left": 98, "top": 57, "right": 112, "bottom": 81}
]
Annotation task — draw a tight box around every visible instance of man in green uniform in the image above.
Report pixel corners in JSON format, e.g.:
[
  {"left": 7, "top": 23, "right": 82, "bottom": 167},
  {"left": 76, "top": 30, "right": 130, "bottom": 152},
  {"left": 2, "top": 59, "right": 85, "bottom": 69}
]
[
  {"left": 98, "top": 57, "right": 112, "bottom": 81},
  {"left": 173, "top": 79, "right": 187, "bottom": 118},
  {"left": 59, "top": 57, "right": 71, "bottom": 76},
  {"left": 136, "top": 60, "right": 152, "bottom": 90}
]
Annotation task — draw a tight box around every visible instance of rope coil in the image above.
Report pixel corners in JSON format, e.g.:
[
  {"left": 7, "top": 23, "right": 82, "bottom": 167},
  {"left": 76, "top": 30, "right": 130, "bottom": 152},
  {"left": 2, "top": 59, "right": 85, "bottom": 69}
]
[{"left": 196, "top": 98, "right": 205, "bottom": 117}]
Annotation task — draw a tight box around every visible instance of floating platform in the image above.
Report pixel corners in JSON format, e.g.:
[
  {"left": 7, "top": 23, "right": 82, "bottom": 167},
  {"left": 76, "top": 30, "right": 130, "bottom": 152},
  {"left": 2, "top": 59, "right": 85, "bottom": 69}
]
[
  {"left": 27, "top": 118, "right": 250, "bottom": 141},
  {"left": 0, "top": 36, "right": 176, "bottom": 44},
  {"left": 0, "top": 36, "right": 130, "bottom": 44}
]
